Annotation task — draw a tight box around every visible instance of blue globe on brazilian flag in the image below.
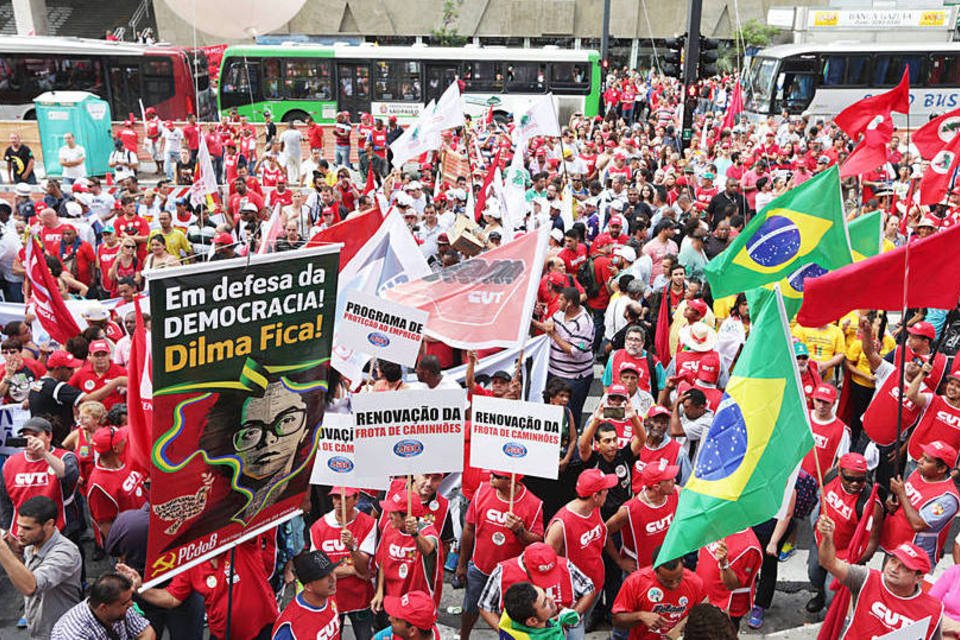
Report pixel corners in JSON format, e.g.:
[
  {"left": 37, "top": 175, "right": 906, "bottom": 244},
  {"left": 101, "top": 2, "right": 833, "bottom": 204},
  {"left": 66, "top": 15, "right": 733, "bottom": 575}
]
[
  {"left": 705, "top": 166, "right": 853, "bottom": 299},
  {"left": 655, "top": 287, "right": 814, "bottom": 565}
]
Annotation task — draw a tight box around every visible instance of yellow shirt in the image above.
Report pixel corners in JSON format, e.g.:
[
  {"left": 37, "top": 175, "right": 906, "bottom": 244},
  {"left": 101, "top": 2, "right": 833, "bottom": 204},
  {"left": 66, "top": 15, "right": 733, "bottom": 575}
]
[
  {"left": 846, "top": 334, "right": 896, "bottom": 388},
  {"left": 712, "top": 295, "right": 736, "bottom": 324},
  {"left": 839, "top": 310, "right": 860, "bottom": 349},
  {"left": 792, "top": 324, "right": 846, "bottom": 381},
  {"left": 159, "top": 228, "right": 193, "bottom": 259}
]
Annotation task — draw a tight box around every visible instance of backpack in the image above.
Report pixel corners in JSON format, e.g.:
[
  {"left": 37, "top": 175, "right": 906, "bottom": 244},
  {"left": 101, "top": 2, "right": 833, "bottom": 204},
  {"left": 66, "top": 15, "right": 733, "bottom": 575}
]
[{"left": 577, "top": 256, "right": 601, "bottom": 298}]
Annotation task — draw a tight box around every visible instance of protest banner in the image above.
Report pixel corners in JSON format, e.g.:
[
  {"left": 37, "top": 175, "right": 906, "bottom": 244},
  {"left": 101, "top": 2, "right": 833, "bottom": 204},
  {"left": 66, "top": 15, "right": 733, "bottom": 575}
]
[
  {"left": 469, "top": 396, "right": 563, "bottom": 480},
  {"left": 142, "top": 245, "right": 339, "bottom": 587},
  {"left": 309, "top": 412, "right": 390, "bottom": 489},
  {"left": 338, "top": 290, "right": 428, "bottom": 368},
  {"left": 352, "top": 388, "right": 466, "bottom": 476},
  {"left": 875, "top": 618, "right": 930, "bottom": 640},
  {"left": 384, "top": 226, "right": 549, "bottom": 349}
]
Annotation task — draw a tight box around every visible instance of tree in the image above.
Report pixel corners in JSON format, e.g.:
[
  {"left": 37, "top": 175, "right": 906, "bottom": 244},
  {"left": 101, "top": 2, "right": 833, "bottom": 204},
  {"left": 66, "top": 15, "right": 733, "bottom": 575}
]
[
  {"left": 432, "top": 0, "right": 467, "bottom": 47},
  {"left": 719, "top": 19, "right": 784, "bottom": 73}
]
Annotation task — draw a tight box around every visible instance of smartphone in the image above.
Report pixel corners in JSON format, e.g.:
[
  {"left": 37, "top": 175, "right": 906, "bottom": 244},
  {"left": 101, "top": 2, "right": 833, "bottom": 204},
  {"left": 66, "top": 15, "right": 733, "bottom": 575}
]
[
  {"left": 603, "top": 406, "right": 625, "bottom": 420},
  {"left": 5, "top": 437, "right": 28, "bottom": 448}
]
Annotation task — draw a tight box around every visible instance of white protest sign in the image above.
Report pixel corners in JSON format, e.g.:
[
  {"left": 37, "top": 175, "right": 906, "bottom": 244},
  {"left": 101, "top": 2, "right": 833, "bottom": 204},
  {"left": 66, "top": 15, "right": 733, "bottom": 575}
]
[
  {"left": 309, "top": 413, "right": 391, "bottom": 489},
  {"left": 338, "top": 290, "right": 428, "bottom": 368},
  {"left": 352, "top": 388, "right": 466, "bottom": 476},
  {"left": 875, "top": 617, "right": 930, "bottom": 640},
  {"left": 469, "top": 396, "right": 563, "bottom": 479}
]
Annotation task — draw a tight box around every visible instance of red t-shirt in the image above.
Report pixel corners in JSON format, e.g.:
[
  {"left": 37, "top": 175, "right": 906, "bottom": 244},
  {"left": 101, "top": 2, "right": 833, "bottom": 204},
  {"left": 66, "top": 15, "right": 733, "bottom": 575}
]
[
  {"left": 307, "top": 124, "right": 324, "bottom": 150},
  {"left": 309, "top": 511, "right": 376, "bottom": 613},
  {"left": 466, "top": 482, "right": 544, "bottom": 574},
  {"left": 86, "top": 463, "right": 147, "bottom": 544},
  {"left": 69, "top": 362, "right": 126, "bottom": 409},
  {"left": 40, "top": 223, "right": 71, "bottom": 256},
  {"left": 166, "top": 540, "right": 278, "bottom": 640},
  {"left": 273, "top": 593, "right": 340, "bottom": 640},
  {"left": 557, "top": 244, "right": 588, "bottom": 274},
  {"left": 374, "top": 522, "right": 440, "bottom": 598},
  {"left": 696, "top": 529, "right": 762, "bottom": 618},
  {"left": 612, "top": 567, "right": 705, "bottom": 640},
  {"left": 119, "top": 127, "right": 139, "bottom": 153},
  {"left": 60, "top": 241, "right": 96, "bottom": 286},
  {"left": 98, "top": 243, "right": 121, "bottom": 295},
  {"left": 585, "top": 254, "right": 613, "bottom": 311}
]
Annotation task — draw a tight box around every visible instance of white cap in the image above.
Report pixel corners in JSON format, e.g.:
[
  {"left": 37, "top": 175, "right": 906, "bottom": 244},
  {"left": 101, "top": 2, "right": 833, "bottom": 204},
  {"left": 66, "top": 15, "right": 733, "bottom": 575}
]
[
  {"left": 64, "top": 201, "right": 82, "bottom": 218},
  {"left": 615, "top": 245, "right": 637, "bottom": 263},
  {"left": 404, "top": 180, "right": 422, "bottom": 191},
  {"left": 549, "top": 228, "right": 564, "bottom": 243},
  {"left": 74, "top": 193, "right": 92, "bottom": 207},
  {"left": 81, "top": 303, "right": 110, "bottom": 321},
  {"left": 394, "top": 192, "right": 414, "bottom": 207},
  {"left": 484, "top": 201, "right": 502, "bottom": 219},
  {"left": 610, "top": 200, "right": 625, "bottom": 212},
  {"left": 449, "top": 188, "right": 467, "bottom": 201},
  {"left": 240, "top": 201, "right": 259, "bottom": 213},
  {"left": 14, "top": 183, "right": 30, "bottom": 197}
]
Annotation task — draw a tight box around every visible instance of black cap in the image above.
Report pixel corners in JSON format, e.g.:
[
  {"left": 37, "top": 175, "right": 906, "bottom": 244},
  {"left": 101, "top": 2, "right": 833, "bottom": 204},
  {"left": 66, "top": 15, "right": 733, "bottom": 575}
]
[
  {"left": 20, "top": 417, "right": 52, "bottom": 435},
  {"left": 491, "top": 370, "right": 512, "bottom": 382},
  {"left": 293, "top": 550, "right": 339, "bottom": 583}
]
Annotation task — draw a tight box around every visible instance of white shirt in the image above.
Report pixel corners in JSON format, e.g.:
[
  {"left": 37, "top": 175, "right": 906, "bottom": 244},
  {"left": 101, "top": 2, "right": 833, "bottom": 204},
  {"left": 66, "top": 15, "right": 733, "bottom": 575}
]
[
  {"left": 58, "top": 145, "right": 86, "bottom": 179},
  {"left": 161, "top": 127, "right": 183, "bottom": 154}
]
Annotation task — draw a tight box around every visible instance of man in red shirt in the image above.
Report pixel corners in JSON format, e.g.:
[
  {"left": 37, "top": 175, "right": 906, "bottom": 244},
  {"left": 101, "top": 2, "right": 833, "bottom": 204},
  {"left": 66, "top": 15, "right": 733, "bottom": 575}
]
[
  {"left": 124, "top": 536, "right": 279, "bottom": 640},
  {"left": 696, "top": 529, "right": 762, "bottom": 631},
  {"left": 37, "top": 207, "right": 70, "bottom": 256},
  {"left": 58, "top": 225, "right": 96, "bottom": 287},
  {"left": 305, "top": 116, "right": 324, "bottom": 152},
  {"left": 607, "top": 462, "right": 681, "bottom": 572},
  {"left": 69, "top": 340, "right": 126, "bottom": 410},
  {"left": 558, "top": 230, "right": 588, "bottom": 274},
  {"left": 118, "top": 119, "right": 139, "bottom": 154},
  {"left": 273, "top": 550, "right": 341, "bottom": 640},
  {"left": 383, "top": 591, "right": 439, "bottom": 640},
  {"left": 115, "top": 196, "right": 151, "bottom": 260},
  {"left": 456, "top": 472, "right": 544, "bottom": 640},
  {"left": 182, "top": 114, "right": 200, "bottom": 162},
  {"left": 905, "top": 360, "right": 960, "bottom": 466},
  {"left": 612, "top": 555, "right": 705, "bottom": 640},
  {"left": 801, "top": 384, "right": 850, "bottom": 484},
  {"left": 86, "top": 426, "right": 146, "bottom": 544}
]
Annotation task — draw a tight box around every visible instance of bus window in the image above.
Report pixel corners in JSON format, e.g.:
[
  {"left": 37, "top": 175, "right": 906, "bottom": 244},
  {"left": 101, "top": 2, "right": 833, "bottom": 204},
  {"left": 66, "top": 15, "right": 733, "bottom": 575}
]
[
  {"left": 143, "top": 57, "right": 175, "bottom": 106},
  {"left": 929, "top": 54, "right": 960, "bottom": 87},
  {"left": 283, "top": 59, "right": 332, "bottom": 101},
  {"left": 263, "top": 59, "right": 281, "bottom": 99},
  {"left": 821, "top": 54, "right": 869, "bottom": 86},
  {"left": 462, "top": 62, "right": 502, "bottom": 92},
  {"left": 873, "top": 54, "right": 924, "bottom": 87},
  {"left": 745, "top": 57, "right": 778, "bottom": 111},
  {"left": 220, "top": 57, "right": 262, "bottom": 109},
  {"left": 505, "top": 62, "right": 546, "bottom": 93},
  {"left": 775, "top": 72, "right": 815, "bottom": 113},
  {"left": 58, "top": 58, "right": 104, "bottom": 93},
  {"left": 550, "top": 62, "right": 589, "bottom": 94},
  {"left": 373, "top": 61, "right": 420, "bottom": 101}
]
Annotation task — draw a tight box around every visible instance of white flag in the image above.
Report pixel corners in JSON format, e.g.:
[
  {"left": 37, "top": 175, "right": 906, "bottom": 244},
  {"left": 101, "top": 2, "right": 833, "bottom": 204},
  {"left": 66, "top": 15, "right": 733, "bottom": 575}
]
[
  {"left": 390, "top": 101, "right": 442, "bottom": 168},
  {"left": 190, "top": 134, "right": 218, "bottom": 207},
  {"left": 515, "top": 95, "right": 561, "bottom": 143},
  {"left": 503, "top": 149, "right": 529, "bottom": 233},
  {"left": 423, "top": 81, "right": 465, "bottom": 135}
]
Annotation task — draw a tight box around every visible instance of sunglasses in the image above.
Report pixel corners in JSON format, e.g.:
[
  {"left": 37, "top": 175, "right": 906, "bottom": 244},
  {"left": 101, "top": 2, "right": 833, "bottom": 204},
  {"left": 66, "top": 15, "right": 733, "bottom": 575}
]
[{"left": 840, "top": 473, "right": 866, "bottom": 484}]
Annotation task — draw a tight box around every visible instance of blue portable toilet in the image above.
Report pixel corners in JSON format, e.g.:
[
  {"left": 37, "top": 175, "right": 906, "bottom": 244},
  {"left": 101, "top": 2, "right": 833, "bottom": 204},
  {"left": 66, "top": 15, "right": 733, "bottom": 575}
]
[{"left": 34, "top": 91, "right": 113, "bottom": 178}]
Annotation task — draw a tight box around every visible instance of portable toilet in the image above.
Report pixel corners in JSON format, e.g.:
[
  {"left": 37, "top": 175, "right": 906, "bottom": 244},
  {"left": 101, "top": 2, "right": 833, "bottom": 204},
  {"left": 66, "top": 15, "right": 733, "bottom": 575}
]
[{"left": 34, "top": 91, "right": 113, "bottom": 179}]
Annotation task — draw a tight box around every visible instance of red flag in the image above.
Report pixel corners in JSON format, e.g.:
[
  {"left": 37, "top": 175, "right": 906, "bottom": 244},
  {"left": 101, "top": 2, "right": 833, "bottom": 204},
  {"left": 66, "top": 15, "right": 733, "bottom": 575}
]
[
  {"left": 919, "top": 130, "right": 960, "bottom": 205},
  {"left": 817, "top": 484, "right": 880, "bottom": 640},
  {"left": 362, "top": 165, "right": 377, "bottom": 196},
  {"left": 484, "top": 106, "right": 494, "bottom": 127},
  {"left": 125, "top": 297, "right": 152, "bottom": 474},
  {"left": 384, "top": 226, "right": 549, "bottom": 349},
  {"left": 911, "top": 106, "right": 960, "bottom": 159},
  {"left": 713, "top": 80, "right": 743, "bottom": 144},
  {"left": 654, "top": 290, "right": 672, "bottom": 363},
  {"left": 306, "top": 206, "right": 385, "bottom": 270},
  {"left": 25, "top": 237, "right": 80, "bottom": 345},
  {"left": 474, "top": 148, "right": 502, "bottom": 221},
  {"left": 838, "top": 113, "right": 893, "bottom": 178},
  {"left": 834, "top": 67, "right": 910, "bottom": 137},
  {"left": 798, "top": 224, "right": 960, "bottom": 326}
]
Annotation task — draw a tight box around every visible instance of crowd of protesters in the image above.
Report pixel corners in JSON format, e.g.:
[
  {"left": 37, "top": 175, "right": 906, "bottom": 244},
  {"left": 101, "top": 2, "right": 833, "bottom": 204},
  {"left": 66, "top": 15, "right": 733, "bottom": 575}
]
[{"left": 0, "top": 62, "right": 959, "bottom": 640}]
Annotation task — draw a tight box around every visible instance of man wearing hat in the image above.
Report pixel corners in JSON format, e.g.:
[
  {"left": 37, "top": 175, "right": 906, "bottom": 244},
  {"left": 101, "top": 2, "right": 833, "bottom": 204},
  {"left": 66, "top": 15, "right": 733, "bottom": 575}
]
[
  {"left": 670, "top": 351, "right": 723, "bottom": 411},
  {"left": 880, "top": 440, "right": 960, "bottom": 572},
  {"left": 906, "top": 361, "right": 960, "bottom": 472},
  {"left": 596, "top": 383, "right": 644, "bottom": 449},
  {"left": 85, "top": 426, "right": 145, "bottom": 546},
  {"left": 632, "top": 405, "right": 690, "bottom": 493},
  {"left": 29, "top": 350, "right": 125, "bottom": 446},
  {"left": 378, "top": 591, "right": 438, "bottom": 640},
  {"left": 272, "top": 550, "right": 341, "bottom": 640},
  {"left": 210, "top": 232, "right": 238, "bottom": 261},
  {"left": 615, "top": 359, "right": 655, "bottom": 417},
  {"left": 792, "top": 321, "right": 846, "bottom": 383},
  {"left": 916, "top": 214, "right": 941, "bottom": 239},
  {"left": 309, "top": 486, "right": 376, "bottom": 640},
  {"left": 69, "top": 340, "right": 126, "bottom": 410},
  {"left": 806, "top": 452, "right": 881, "bottom": 614},
  {"left": 602, "top": 326, "right": 663, "bottom": 399},
  {"left": 800, "top": 384, "right": 850, "bottom": 484},
  {"left": 674, "top": 320, "right": 719, "bottom": 386},
  {"left": 478, "top": 542, "right": 595, "bottom": 636},
  {"left": 373, "top": 488, "right": 441, "bottom": 614},
  {"left": 608, "top": 459, "right": 681, "bottom": 573},
  {"left": 546, "top": 469, "right": 617, "bottom": 614},
  {"left": 884, "top": 319, "right": 949, "bottom": 393},
  {"left": 0, "top": 416, "right": 79, "bottom": 537},
  {"left": 818, "top": 516, "right": 942, "bottom": 640},
  {"left": 794, "top": 341, "right": 823, "bottom": 409},
  {"left": 670, "top": 299, "right": 716, "bottom": 362}
]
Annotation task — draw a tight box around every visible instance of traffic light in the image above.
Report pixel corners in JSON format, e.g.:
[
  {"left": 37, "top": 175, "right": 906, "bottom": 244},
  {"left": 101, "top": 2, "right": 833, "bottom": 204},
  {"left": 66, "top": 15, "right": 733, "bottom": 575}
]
[
  {"left": 662, "top": 35, "right": 685, "bottom": 77},
  {"left": 699, "top": 37, "right": 720, "bottom": 78}
]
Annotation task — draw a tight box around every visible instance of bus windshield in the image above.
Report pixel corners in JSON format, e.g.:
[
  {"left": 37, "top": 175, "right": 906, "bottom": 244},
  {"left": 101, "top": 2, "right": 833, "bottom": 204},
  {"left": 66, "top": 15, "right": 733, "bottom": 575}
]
[{"left": 744, "top": 57, "right": 778, "bottom": 113}]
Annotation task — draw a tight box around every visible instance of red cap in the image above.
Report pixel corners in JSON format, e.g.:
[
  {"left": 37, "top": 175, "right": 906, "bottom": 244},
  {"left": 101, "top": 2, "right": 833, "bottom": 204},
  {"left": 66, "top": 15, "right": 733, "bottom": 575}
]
[
  {"left": 576, "top": 468, "right": 618, "bottom": 497},
  {"left": 93, "top": 426, "right": 128, "bottom": 454},
  {"left": 618, "top": 360, "right": 640, "bottom": 375},
  {"left": 523, "top": 542, "right": 561, "bottom": 575},
  {"left": 604, "top": 140, "right": 616, "bottom": 149},
  {"left": 213, "top": 232, "right": 234, "bottom": 245},
  {"left": 163, "top": 120, "right": 172, "bottom": 128},
  {"left": 891, "top": 542, "right": 932, "bottom": 574},
  {"left": 646, "top": 405, "right": 671, "bottom": 420},
  {"left": 47, "top": 350, "right": 83, "bottom": 369},
  {"left": 331, "top": 486, "right": 359, "bottom": 497},
  {"left": 548, "top": 272, "right": 567, "bottom": 286},
  {"left": 593, "top": 235, "right": 613, "bottom": 250},
  {"left": 437, "top": 233, "right": 450, "bottom": 243},
  {"left": 921, "top": 440, "right": 958, "bottom": 468},
  {"left": 837, "top": 452, "right": 868, "bottom": 473},
  {"left": 379, "top": 488, "right": 425, "bottom": 516},
  {"left": 908, "top": 321, "right": 936, "bottom": 340},
  {"left": 695, "top": 352, "right": 720, "bottom": 384},
  {"left": 641, "top": 460, "right": 679, "bottom": 486},
  {"left": 384, "top": 591, "right": 437, "bottom": 628},
  {"left": 89, "top": 339, "right": 111, "bottom": 355},
  {"left": 389, "top": 115, "right": 398, "bottom": 123},
  {"left": 607, "top": 383, "right": 629, "bottom": 399},
  {"left": 687, "top": 298, "right": 708, "bottom": 319},
  {"left": 812, "top": 384, "right": 837, "bottom": 403}
]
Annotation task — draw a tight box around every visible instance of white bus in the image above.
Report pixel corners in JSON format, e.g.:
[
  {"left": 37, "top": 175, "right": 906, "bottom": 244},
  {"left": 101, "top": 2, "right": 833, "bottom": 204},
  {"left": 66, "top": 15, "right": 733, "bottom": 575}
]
[{"left": 742, "top": 42, "right": 960, "bottom": 125}]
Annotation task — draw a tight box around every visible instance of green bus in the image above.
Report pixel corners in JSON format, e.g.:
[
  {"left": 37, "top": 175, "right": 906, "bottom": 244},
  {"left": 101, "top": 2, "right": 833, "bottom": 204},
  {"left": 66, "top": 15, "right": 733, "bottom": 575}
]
[{"left": 218, "top": 43, "right": 601, "bottom": 124}]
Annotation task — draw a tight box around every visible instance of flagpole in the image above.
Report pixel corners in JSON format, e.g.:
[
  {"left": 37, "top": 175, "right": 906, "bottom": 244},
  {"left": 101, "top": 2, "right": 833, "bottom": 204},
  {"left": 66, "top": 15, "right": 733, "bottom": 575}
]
[{"left": 893, "top": 98, "right": 913, "bottom": 483}]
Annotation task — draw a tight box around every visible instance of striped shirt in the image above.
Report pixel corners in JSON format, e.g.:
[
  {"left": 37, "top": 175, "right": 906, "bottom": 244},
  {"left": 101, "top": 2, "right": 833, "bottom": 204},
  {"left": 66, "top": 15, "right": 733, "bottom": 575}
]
[
  {"left": 548, "top": 307, "right": 595, "bottom": 378},
  {"left": 50, "top": 599, "right": 150, "bottom": 640}
]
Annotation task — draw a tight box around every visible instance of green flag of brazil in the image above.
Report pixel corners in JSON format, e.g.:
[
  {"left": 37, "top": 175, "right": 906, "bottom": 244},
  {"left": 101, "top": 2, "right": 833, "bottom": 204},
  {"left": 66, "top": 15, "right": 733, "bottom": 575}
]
[{"left": 705, "top": 166, "right": 853, "bottom": 299}]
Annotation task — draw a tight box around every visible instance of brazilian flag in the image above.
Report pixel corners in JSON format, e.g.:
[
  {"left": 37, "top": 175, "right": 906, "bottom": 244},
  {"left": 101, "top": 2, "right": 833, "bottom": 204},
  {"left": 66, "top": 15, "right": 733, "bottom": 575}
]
[
  {"left": 770, "top": 209, "right": 882, "bottom": 320},
  {"left": 705, "top": 166, "right": 852, "bottom": 299},
  {"left": 655, "top": 286, "right": 814, "bottom": 565}
]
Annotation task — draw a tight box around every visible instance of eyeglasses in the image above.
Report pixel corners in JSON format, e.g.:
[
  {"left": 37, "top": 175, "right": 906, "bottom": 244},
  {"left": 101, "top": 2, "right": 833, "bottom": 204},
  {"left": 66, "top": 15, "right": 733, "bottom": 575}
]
[
  {"left": 233, "top": 407, "right": 307, "bottom": 452},
  {"left": 1, "top": 348, "right": 18, "bottom": 354},
  {"left": 840, "top": 473, "right": 866, "bottom": 484},
  {"left": 122, "top": 245, "right": 136, "bottom": 249}
]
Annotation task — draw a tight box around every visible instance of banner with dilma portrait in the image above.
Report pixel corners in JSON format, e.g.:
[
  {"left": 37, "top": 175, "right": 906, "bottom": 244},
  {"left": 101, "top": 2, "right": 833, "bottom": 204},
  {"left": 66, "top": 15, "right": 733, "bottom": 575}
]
[{"left": 142, "top": 245, "right": 339, "bottom": 587}]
